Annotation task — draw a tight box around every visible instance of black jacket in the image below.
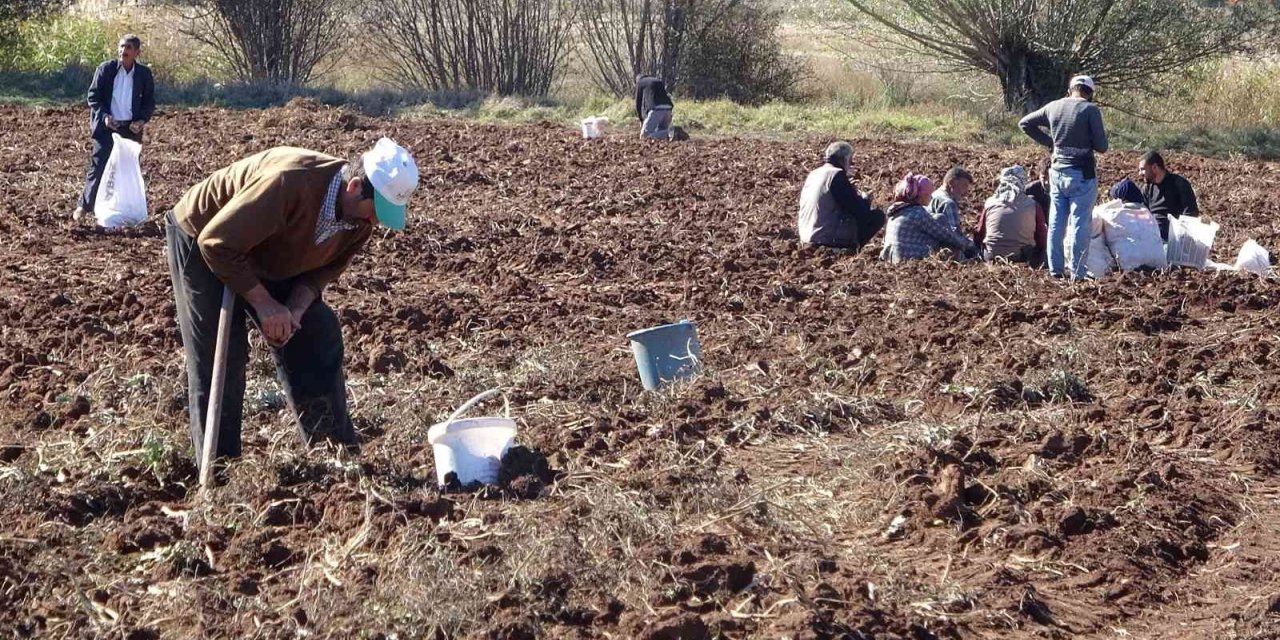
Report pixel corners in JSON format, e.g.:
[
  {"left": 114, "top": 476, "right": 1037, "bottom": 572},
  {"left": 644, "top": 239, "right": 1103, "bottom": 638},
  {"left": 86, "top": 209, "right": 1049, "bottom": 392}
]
[
  {"left": 634, "top": 75, "right": 673, "bottom": 122},
  {"left": 87, "top": 59, "right": 155, "bottom": 136}
]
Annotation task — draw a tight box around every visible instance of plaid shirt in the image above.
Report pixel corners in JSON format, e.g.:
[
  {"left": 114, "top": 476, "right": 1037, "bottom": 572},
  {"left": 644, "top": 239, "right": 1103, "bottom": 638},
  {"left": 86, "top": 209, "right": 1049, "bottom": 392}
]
[
  {"left": 313, "top": 170, "right": 356, "bottom": 245},
  {"left": 928, "top": 191, "right": 963, "bottom": 235},
  {"left": 880, "top": 202, "right": 975, "bottom": 263}
]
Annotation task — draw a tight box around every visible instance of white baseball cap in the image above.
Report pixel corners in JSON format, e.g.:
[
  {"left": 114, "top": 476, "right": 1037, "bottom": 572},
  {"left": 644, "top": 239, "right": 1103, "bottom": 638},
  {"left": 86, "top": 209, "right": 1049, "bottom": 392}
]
[
  {"left": 1069, "top": 75, "right": 1096, "bottom": 92},
  {"left": 362, "top": 137, "right": 420, "bottom": 231}
]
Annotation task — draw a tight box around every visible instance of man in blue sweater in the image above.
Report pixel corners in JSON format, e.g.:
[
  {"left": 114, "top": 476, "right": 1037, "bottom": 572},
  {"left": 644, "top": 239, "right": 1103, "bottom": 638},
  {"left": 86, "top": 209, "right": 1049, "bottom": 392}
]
[{"left": 1018, "top": 76, "right": 1109, "bottom": 280}]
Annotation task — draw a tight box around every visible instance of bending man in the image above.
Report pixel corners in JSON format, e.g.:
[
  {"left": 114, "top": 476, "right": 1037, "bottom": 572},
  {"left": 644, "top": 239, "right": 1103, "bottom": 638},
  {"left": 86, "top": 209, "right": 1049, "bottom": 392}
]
[{"left": 166, "top": 138, "right": 420, "bottom": 467}]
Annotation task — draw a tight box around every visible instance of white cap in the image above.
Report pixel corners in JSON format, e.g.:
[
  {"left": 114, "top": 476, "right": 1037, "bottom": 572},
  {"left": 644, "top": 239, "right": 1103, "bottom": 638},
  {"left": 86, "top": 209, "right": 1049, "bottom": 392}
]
[
  {"left": 362, "top": 137, "right": 420, "bottom": 231},
  {"left": 1070, "top": 75, "right": 1096, "bottom": 92}
]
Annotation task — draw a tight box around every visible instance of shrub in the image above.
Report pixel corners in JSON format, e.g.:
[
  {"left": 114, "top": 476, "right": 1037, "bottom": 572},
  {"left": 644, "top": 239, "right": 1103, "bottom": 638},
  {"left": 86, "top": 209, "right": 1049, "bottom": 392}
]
[
  {"left": 1, "top": 13, "right": 110, "bottom": 73},
  {"left": 165, "top": 0, "right": 347, "bottom": 84},
  {"left": 363, "top": 0, "right": 575, "bottom": 96},
  {"left": 576, "top": 0, "right": 801, "bottom": 104},
  {"left": 676, "top": 1, "right": 803, "bottom": 104}
]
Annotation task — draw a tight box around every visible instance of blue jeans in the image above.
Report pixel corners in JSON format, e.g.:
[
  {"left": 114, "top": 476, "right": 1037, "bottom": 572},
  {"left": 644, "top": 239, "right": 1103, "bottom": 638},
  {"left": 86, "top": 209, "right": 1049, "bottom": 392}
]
[{"left": 1048, "top": 168, "right": 1098, "bottom": 279}]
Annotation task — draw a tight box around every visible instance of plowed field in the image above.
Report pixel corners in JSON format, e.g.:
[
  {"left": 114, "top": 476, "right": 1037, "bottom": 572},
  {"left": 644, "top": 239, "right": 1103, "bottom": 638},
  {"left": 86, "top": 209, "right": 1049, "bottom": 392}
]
[{"left": 1, "top": 100, "right": 1279, "bottom": 639}]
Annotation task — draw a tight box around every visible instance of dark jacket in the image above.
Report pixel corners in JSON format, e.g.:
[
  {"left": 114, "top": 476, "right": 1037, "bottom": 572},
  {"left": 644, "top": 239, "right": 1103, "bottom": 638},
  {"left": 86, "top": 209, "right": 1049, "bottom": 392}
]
[
  {"left": 634, "top": 75, "right": 673, "bottom": 122},
  {"left": 87, "top": 59, "right": 155, "bottom": 136}
]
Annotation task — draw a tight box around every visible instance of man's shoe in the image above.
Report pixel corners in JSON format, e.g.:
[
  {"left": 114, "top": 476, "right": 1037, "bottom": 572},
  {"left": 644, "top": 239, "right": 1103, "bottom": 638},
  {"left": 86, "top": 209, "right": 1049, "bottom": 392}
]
[{"left": 72, "top": 207, "right": 87, "bottom": 223}]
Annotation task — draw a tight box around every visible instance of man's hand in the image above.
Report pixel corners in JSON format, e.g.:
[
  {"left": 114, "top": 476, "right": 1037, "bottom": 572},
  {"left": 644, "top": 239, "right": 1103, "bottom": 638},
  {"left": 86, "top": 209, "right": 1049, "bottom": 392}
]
[
  {"left": 285, "top": 285, "right": 318, "bottom": 336},
  {"left": 244, "top": 285, "right": 294, "bottom": 347},
  {"left": 104, "top": 115, "right": 117, "bottom": 130},
  {"left": 129, "top": 121, "right": 144, "bottom": 135}
]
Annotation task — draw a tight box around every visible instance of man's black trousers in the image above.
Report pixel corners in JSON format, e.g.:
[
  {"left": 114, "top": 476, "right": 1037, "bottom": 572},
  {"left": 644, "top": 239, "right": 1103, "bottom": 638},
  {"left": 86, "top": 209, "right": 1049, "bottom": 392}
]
[{"left": 164, "top": 211, "right": 356, "bottom": 467}]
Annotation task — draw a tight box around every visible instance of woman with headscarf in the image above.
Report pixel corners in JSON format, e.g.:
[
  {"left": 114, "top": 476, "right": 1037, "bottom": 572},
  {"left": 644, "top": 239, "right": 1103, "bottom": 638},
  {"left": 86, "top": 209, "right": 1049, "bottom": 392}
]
[
  {"left": 880, "top": 173, "right": 977, "bottom": 263},
  {"left": 973, "top": 165, "right": 1048, "bottom": 266}
]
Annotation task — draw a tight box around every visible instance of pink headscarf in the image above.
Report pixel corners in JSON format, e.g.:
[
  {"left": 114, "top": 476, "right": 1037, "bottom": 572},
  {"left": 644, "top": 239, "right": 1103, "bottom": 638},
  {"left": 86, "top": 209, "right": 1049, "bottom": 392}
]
[{"left": 893, "top": 173, "right": 934, "bottom": 203}]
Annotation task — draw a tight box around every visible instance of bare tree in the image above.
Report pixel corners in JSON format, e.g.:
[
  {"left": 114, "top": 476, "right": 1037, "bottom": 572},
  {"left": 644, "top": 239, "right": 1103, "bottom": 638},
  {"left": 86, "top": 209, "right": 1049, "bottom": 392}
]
[
  {"left": 840, "top": 0, "right": 1279, "bottom": 113},
  {"left": 574, "top": 0, "right": 743, "bottom": 97},
  {"left": 363, "top": 0, "right": 575, "bottom": 96},
  {"left": 167, "top": 0, "right": 347, "bottom": 84}
]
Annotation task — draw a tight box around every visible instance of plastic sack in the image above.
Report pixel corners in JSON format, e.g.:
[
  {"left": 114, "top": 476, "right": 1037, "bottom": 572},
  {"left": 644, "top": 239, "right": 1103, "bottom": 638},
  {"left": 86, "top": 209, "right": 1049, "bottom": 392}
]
[
  {"left": 1067, "top": 217, "right": 1114, "bottom": 279},
  {"left": 93, "top": 133, "right": 148, "bottom": 228},
  {"left": 1086, "top": 233, "right": 1114, "bottom": 278},
  {"left": 1165, "top": 216, "right": 1219, "bottom": 269},
  {"left": 1095, "top": 201, "right": 1166, "bottom": 271},
  {"left": 1235, "top": 239, "right": 1271, "bottom": 275}
]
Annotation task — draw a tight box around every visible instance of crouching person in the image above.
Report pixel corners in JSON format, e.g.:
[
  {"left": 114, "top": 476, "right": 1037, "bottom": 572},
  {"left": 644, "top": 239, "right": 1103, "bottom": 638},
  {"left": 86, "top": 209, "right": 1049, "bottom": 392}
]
[
  {"left": 974, "top": 166, "right": 1047, "bottom": 266},
  {"left": 166, "top": 139, "right": 421, "bottom": 467},
  {"left": 797, "top": 141, "right": 886, "bottom": 251},
  {"left": 880, "top": 173, "right": 977, "bottom": 263}
]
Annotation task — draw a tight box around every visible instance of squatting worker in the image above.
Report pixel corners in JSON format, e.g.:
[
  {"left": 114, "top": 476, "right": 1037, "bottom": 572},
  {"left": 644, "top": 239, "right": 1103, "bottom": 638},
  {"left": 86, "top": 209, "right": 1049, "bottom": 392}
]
[
  {"left": 74, "top": 34, "right": 155, "bottom": 222},
  {"left": 635, "top": 74, "right": 675, "bottom": 140},
  {"left": 165, "top": 138, "right": 421, "bottom": 467},
  {"left": 1018, "top": 75, "right": 1109, "bottom": 280},
  {"left": 797, "top": 141, "right": 885, "bottom": 251}
]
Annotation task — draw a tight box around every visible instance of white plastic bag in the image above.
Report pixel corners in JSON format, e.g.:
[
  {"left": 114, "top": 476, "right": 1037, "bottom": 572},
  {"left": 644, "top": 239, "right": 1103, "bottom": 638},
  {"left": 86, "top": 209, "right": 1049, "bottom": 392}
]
[
  {"left": 580, "top": 116, "right": 609, "bottom": 139},
  {"left": 1066, "top": 214, "right": 1114, "bottom": 279},
  {"left": 94, "top": 133, "right": 148, "bottom": 228},
  {"left": 1165, "top": 216, "right": 1219, "bottom": 269},
  {"left": 1085, "top": 233, "right": 1114, "bottom": 278},
  {"left": 1235, "top": 239, "right": 1271, "bottom": 275},
  {"left": 1095, "top": 201, "right": 1166, "bottom": 271}
]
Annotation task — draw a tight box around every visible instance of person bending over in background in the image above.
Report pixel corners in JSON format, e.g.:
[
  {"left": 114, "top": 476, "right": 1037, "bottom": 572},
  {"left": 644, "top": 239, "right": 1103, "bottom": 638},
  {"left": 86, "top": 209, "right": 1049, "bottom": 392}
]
[
  {"left": 880, "top": 173, "right": 977, "bottom": 263},
  {"left": 974, "top": 166, "right": 1046, "bottom": 266},
  {"left": 74, "top": 34, "right": 155, "bottom": 223},
  {"left": 1018, "top": 75, "right": 1109, "bottom": 280},
  {"left": 1138, "top": 151, "right": 1200, "bottom": 241},
  {"left": 166, "top": 138, "right": 421, "bottom": 468},
  {"left": 797, "top": 141, "right": 886, "bottom": 251},
  {"left": 928, "top": 167, "right": 973, "bottom": 235},
  {"left": 635, "top": 74, "right": 675, "bottom": 140}
]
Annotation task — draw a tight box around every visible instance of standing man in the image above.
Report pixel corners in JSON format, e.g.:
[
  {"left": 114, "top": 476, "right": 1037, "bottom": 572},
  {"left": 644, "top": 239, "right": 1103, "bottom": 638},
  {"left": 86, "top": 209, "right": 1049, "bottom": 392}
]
[
  {"left": 1018, "top": 76, "right": 1109, "bottom": 280},
  {"left": 74, "top": 34, "right": 155, "bottom": 222},
  {"left": 1138, "top": 151, "right": 1200, "bottom": 241},
  {"left": 797, "top": 141, "right": 886, "bottom": 251},
  {"left": 635, "top": 74, "right": 675, "bottom": 140},
  {"left": 165, "top": 138, "right": 420, "bottom": 467},
  {"left": 929, "top": 167, "right": 973, "bottom": 235}
]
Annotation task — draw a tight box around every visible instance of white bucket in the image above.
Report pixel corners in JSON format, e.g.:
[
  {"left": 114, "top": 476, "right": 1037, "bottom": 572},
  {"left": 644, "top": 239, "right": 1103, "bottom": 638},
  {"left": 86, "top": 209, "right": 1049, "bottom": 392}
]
[
  {"left": 428, "top": 417, "right": 516, "bottom": 486},
  {"left": 427, "top": 389, "right": 516, "bottom": 487},
  {"left": 581, "top": 116, "right": 609, "bottom": 139}
]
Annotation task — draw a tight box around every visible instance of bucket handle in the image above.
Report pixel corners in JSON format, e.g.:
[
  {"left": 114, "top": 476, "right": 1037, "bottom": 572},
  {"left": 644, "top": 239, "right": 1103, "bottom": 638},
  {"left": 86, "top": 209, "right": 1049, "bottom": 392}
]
[{"left": 445, "top": 387, "right": 510, "bottom": 425}]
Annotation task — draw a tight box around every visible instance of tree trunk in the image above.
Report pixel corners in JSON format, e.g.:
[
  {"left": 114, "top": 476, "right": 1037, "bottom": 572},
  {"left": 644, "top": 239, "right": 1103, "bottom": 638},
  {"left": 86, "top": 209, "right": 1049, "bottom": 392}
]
[{"left": 997, "top": 48, "right": 1074, "bottom": 114}]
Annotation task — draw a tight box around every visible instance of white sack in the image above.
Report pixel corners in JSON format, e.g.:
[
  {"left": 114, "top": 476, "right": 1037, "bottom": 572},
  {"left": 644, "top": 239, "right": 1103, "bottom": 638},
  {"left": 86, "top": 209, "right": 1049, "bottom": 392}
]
[
  {"left": 1235, "top": 239, "right": 1271, "bottom": 275},
  {"left": 93, "top": 133, "right": 148, "bottom": 228},
  {"left": 1095, "top": 201, "right": 1166, "bottom": 271}
]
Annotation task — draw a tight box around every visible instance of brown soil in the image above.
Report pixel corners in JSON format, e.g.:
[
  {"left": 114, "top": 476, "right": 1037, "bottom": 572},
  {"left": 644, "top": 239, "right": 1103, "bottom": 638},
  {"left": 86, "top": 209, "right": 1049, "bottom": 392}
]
[{"left": 1, "top": 100, "right": 1279, "bottom": 639}]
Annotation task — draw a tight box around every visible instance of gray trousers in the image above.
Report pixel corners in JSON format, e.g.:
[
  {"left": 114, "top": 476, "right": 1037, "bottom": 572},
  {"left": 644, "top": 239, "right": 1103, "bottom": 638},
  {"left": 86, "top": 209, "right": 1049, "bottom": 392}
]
[
  {"left": 164, "top": 211, "right": 356, "bottom": 466},
  {"left": 641, "top": 106, "right": 674, "bottom": 139}
]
